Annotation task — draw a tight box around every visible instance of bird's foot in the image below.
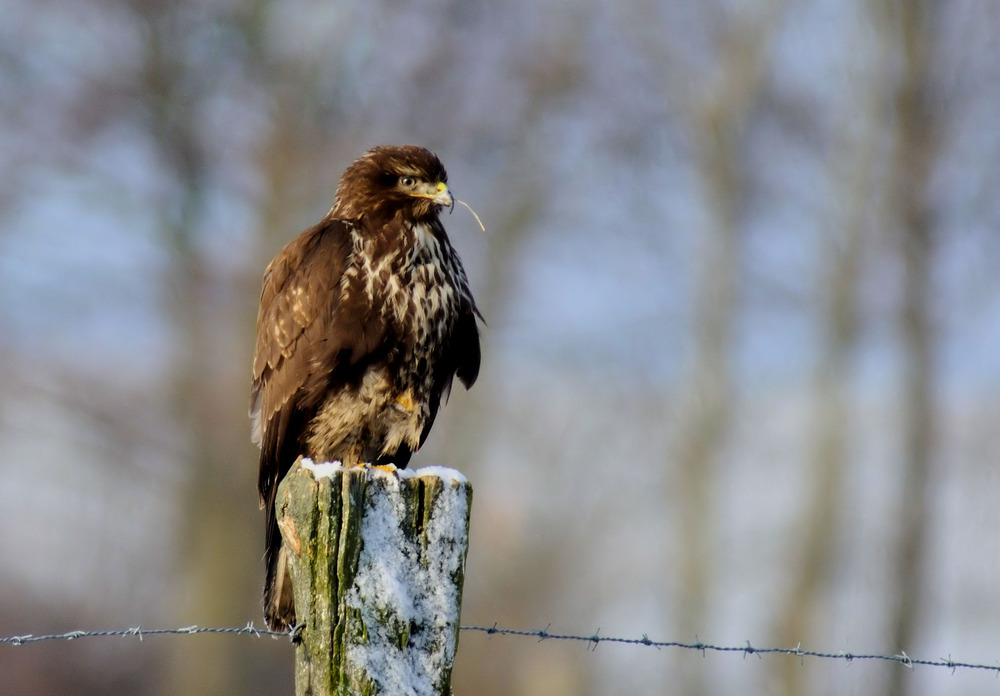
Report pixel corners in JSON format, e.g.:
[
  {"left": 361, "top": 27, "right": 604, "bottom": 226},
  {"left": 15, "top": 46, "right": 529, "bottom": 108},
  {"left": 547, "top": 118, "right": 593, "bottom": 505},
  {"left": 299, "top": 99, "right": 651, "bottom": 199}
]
[
  {"left": 370, "top": 462, "right": 398, "bottom": 475},
  {"left": 394, "top": 391, "right": 416, "bottom": 413}
]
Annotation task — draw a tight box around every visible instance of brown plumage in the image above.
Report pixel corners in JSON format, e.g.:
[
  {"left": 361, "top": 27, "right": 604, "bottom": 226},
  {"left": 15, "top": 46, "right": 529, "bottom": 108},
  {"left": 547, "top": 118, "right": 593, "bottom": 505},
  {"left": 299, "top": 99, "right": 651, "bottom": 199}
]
[{"left": 250, "top": 145, "right": 481, "bottom": 631}]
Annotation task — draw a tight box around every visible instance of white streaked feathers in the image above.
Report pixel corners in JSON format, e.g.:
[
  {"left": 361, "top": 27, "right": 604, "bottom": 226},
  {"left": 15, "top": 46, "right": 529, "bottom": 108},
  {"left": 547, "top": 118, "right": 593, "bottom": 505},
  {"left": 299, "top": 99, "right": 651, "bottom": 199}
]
[{"left": 304, "top": 220, "right": 468, "bottom": 463}]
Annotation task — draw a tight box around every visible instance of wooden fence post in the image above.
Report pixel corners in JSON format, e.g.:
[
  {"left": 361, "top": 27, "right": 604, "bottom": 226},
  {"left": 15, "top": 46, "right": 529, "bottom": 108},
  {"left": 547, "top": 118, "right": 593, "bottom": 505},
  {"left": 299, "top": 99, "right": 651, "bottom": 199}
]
[{"left": 276, "top": 457, "right": 472, "bottom": 696}]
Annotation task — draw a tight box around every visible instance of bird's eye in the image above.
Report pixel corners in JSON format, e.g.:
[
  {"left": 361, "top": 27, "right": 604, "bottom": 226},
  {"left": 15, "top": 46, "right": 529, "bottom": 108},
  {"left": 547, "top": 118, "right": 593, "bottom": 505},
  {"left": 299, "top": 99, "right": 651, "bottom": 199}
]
[{"left": 399, "top": 176, "right": 416, "bottom": 188}]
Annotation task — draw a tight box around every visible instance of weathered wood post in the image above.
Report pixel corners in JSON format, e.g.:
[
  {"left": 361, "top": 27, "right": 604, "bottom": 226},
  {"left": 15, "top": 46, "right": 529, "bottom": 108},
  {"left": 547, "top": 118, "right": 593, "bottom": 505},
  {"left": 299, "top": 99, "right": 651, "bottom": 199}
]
[{"left": 276, "top": 457, "right": 472, "bottom": 696}]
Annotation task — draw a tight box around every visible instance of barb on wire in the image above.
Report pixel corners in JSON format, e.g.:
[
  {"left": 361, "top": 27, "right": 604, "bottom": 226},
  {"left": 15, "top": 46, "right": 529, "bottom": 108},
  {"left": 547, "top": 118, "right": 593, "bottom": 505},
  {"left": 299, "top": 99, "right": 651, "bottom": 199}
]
[{"left": 2, "top": 622, "right": 1000, "bottom": 676}]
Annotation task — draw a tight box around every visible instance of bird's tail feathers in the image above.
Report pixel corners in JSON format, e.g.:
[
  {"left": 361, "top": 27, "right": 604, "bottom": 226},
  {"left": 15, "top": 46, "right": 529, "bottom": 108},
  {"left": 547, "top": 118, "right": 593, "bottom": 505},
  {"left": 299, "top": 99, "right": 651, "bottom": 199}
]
[{"left": 263, "top": 514, "right": 296, "bottom": 631}]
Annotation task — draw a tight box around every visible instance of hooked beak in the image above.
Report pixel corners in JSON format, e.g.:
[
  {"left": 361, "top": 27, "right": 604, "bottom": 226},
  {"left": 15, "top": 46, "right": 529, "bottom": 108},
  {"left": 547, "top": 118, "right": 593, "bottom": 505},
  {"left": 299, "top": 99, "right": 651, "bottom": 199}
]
[{"left": 412, "top": 181, "right": 453, "bottom": 209}]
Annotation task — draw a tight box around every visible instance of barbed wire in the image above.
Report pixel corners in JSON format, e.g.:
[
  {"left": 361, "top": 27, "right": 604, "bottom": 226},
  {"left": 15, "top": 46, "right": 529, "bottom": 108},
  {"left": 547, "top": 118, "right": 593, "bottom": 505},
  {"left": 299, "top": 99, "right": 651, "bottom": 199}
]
[
  {"left": 463, "top": 625, "right": 1000, "bottom": 675},
  {"left": 0, "top": 623, "right": 284, "bottom": 645},
  {"left": 2, "top": 622, "right": 998, "bottom": 675}
]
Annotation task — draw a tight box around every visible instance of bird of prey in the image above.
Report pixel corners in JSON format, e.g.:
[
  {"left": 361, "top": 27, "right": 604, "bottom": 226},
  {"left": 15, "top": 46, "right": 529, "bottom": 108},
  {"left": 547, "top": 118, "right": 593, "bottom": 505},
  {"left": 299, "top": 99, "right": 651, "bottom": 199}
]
[{"left": 250, "top": 145, "right": 482, "bottom": 631}]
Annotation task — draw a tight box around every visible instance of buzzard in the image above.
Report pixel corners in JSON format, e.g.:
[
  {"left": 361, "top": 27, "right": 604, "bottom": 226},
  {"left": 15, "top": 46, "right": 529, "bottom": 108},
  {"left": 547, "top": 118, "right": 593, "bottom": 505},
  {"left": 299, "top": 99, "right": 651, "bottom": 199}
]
[{"left": 250, "top": 145, "right": 482, "bottom": 631}]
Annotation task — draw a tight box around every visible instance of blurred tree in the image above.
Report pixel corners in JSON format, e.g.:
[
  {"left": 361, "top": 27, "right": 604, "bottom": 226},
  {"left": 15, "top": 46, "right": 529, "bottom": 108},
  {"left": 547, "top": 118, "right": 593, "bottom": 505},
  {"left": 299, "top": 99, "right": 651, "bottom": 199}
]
[
  {"left": 113, "top": 3, "right": 286, "bottom": 694},
  {"left": 880, "top": 2, "right": 942, "bottom": 695},
  {"left": 668, "top": 4, "right": 784, "bottom": 694},
  {"left": 770, "top": 12, "right": 881, "bottom": 693}
]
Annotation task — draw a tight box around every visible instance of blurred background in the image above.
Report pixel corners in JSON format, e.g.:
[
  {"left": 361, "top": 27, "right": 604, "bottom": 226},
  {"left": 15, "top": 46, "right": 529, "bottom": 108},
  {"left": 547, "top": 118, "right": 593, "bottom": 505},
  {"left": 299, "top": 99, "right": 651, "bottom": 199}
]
[{"left": 1, "top": 0, "right": 999, "bottom": 694}]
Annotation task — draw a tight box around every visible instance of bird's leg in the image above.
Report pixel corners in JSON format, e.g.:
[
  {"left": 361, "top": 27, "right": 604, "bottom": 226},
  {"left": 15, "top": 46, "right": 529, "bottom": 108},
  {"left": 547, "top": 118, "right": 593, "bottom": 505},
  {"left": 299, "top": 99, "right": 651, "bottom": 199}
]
[{"left": 333, "top": 443, "right": 366, "bottom": 469}]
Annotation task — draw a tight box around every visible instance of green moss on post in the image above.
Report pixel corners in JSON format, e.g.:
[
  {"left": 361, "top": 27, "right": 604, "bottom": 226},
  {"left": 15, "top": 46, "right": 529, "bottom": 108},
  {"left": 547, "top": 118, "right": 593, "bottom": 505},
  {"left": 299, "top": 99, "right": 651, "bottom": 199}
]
[{"left": 276, "top": 458, "right": 472, "bottom": 696}]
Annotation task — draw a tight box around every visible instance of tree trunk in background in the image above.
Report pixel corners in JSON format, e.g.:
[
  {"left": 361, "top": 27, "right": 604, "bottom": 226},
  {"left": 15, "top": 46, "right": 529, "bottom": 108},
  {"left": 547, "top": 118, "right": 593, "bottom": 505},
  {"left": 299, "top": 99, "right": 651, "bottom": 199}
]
[
  {"left": 882, "top": 2, "right": 940, "bottom": 695},
  {"left": 772, "top": 148, "right": 866, "bottom": 696},
  {"left": 671, "top": 8, "right": 780, "bottom": 693},
  {"left": 136, "top": 16, "right": 273, "bottom": 696},
  {"left": 158, "top": 151, "right": 265, "bottom": 696},
  {"left": 671, "top": 157, "right": 735, "bottom": 696},
  {"left": 771, "top": 34, "right": 883, "bottom": 694}
]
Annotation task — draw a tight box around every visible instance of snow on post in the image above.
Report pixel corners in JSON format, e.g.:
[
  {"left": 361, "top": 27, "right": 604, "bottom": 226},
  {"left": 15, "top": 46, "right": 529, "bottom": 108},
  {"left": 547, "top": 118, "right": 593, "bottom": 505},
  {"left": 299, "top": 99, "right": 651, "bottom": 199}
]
[{"left": 276, "top": 457, "right": 472, "bottom": 696}]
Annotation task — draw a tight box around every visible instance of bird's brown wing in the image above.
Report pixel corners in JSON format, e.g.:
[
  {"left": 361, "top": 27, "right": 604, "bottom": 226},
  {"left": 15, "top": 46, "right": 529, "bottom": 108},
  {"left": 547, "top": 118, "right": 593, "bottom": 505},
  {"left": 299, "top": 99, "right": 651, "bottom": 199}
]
[{"left": 250, "top": 218, "right": 388, "bottom": 506}]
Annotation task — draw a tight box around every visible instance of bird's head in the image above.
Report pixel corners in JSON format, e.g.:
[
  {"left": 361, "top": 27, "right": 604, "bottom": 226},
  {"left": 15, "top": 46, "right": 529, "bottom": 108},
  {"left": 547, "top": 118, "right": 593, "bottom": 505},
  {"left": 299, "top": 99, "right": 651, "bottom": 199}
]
[{"left": 331, "top": 145, "right": 453, "bottom": 222}]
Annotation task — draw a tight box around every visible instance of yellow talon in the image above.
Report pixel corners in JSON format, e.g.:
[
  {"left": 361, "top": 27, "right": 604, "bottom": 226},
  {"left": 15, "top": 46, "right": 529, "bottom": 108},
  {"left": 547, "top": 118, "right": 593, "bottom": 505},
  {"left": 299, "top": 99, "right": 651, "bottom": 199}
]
[{"left": 395, "top": 392, "right": 415, "bottom": 413}]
